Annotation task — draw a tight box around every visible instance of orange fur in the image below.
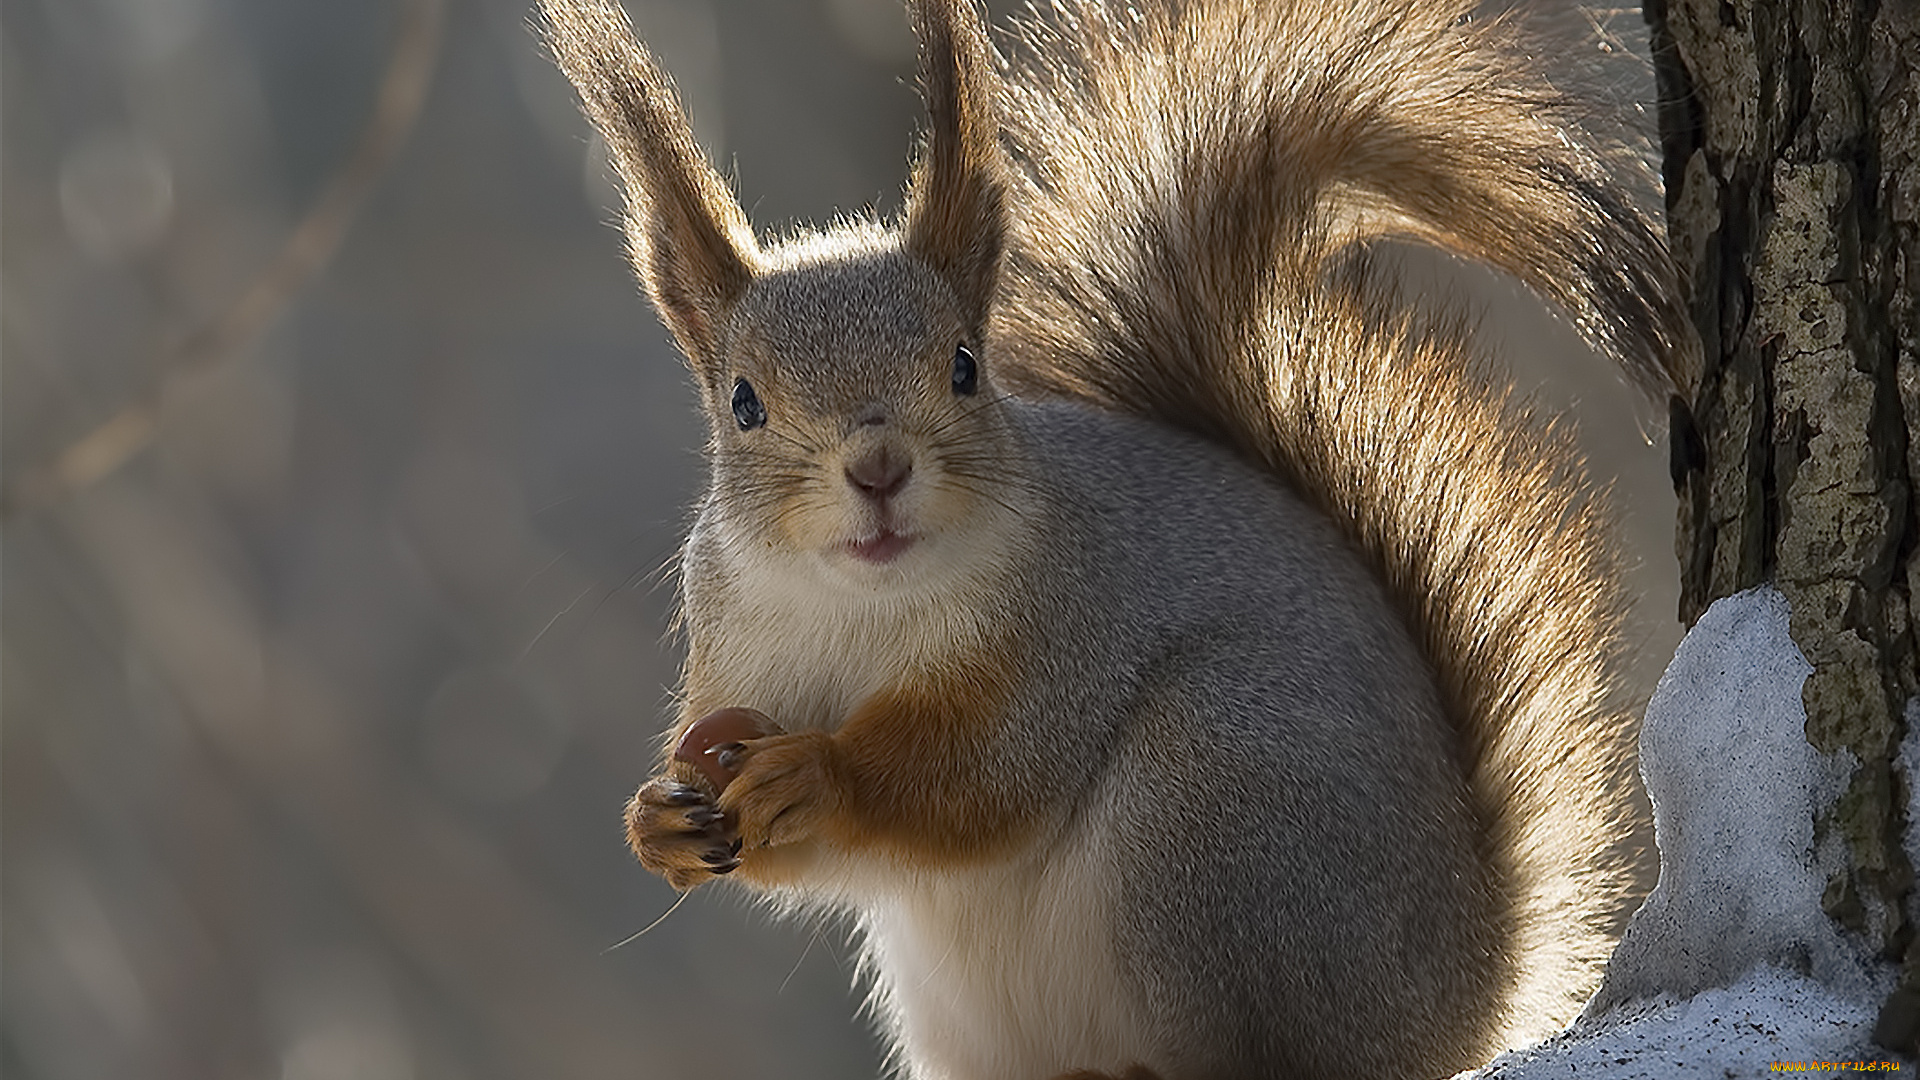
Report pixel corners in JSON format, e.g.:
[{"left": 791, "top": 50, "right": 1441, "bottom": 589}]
[
  {"left": 629, "top": 637, "right": 1029, "bottom": 889},
  {"left": 720, "top": 648, "right": 1030, "bottom": 877}
]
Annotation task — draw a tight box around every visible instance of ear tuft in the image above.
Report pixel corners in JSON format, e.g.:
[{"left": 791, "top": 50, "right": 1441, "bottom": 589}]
[
  {"left": 904, "top": 0, "right": 1007, "bottom": 335},
  {"left": 541, "top": 0, "right": 757, "bottom": 365}
]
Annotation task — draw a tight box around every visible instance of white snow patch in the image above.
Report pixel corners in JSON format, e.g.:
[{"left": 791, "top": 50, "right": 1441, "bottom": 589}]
[
  {"left": 1456, "top": 586, "right": 1909, "bottom": 1080},
  {"left": 1593, "top": 584, "right": 1871, "bottom": 1008},
  {"left": 1898, "top": 698, "right": 1920, "bottom": 937},
  {"left": 1468, "top": 965, "right": 1883, "bottom": 1079}
]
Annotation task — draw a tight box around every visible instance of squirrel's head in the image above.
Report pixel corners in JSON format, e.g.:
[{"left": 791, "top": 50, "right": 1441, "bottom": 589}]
[
  {"left": 544, "top": 0, "right": 1023, "bottom": 594},
  {"left": 698, "top": 232, "right": 1024, "bottom": 592}
]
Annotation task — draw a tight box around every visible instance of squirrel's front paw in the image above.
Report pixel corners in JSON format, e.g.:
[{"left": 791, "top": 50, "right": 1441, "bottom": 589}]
[
  {"left": 715, "top": 731, "right": 844, "bottom": 851},
  {"left": 625, "top": 776, "right": 741, "bottom": 890}
]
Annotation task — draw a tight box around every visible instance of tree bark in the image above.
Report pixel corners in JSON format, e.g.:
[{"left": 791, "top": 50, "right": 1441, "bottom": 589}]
[{"left": 1650, "top": 0, "right": 1920, "bottom": 1049}]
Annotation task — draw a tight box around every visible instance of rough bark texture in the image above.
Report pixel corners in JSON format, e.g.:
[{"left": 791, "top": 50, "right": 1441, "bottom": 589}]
[{"left": 1650, "top": 0, "right": 1920, "bottom": 1048}]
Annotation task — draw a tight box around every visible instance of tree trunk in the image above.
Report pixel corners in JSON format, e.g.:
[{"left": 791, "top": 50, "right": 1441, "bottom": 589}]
[{"left": 1649, "top": 0, "right": 1920, "bottom": 1049}]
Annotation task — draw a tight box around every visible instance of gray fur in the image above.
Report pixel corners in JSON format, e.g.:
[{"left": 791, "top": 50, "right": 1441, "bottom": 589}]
[{"left": 988, "top": 402, "right": 1505, "bottom": 1076}]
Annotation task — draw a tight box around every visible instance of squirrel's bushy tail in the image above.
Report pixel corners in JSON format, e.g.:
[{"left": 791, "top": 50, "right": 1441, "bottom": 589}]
[{"left": 990, "top": 0, "right": 1684, "bottom": 1048}]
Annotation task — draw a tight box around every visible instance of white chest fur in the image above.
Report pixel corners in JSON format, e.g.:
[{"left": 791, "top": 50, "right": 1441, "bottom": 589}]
[
  {"left": 835, "top": 832, "right": 1151, "bottom": 1080},
  {"left": 687, "top": 514, "right": 1145, "bottom": 1078},
  {"left": 685, "top": 523, "right": 1003, "bottom": 731}
]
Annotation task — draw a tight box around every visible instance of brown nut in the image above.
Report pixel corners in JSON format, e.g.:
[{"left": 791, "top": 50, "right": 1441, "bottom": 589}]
[{"left": 673, "top": 707, "right": 783, "bottom": 794}]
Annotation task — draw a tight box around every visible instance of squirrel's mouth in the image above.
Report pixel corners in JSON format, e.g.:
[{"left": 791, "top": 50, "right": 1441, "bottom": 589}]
[{"left": 845, "top": 529, "right": 914, "bottom": 564}]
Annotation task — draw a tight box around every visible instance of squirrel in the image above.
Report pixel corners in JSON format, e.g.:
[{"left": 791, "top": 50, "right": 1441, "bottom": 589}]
[{"left": 540, "top": 0, "right": 1689, "bottom": 1077}]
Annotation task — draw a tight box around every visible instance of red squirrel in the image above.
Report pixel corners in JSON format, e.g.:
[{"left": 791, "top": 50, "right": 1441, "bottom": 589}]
[{"left": 542, "top": 0, "right": 1685, "bottom": 1076}]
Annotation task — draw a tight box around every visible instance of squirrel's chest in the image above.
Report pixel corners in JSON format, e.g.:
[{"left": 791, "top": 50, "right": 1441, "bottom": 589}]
[{"left": 681, "top": 567, "right": 968, "bottom": 733}]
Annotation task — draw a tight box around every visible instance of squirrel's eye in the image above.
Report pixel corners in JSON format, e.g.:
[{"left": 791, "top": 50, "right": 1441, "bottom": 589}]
[
  {"left": 731, "top": 378, "right": 766, "bottom": 431},
  {"left": 951, "top": 343, "right": 978, "bottom": 396}
]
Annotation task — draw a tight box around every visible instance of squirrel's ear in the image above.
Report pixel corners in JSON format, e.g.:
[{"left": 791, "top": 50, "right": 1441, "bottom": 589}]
[
  {"left": 542, "top": 0, "right": 756, "bottom": 366},
  {"left": 904, "top": 0, "right": 1006, "bottom": 334}
]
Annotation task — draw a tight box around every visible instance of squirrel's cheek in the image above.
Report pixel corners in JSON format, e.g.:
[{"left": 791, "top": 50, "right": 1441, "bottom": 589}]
[{"left": 775, "top": 499, "right": 851, "bottom": 553}]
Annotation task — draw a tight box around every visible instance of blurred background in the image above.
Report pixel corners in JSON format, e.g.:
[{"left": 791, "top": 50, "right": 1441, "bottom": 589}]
[{"left": 1, "top": 1, "right": 1679, "bottom": 1078}]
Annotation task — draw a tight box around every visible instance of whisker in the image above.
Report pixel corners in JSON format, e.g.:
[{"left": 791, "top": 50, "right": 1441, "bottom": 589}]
[
  {"left": 778, "top": 928, "right": 820, "bottom": 994},
  {"left": 579, "top": 560, "right": 657, "bottom": 630},
  {"left": 762, "top": 425, "right": 826, "bottom": 457},
  {"left": 519, "top": 583, "right": 596, "bottom": 662},
  {"left": 603, "top": 889, "right": 693, "bottom": 952},
  {"left": 532, "top": 493, "right": 580, "bottom": 516},
  {"left": 940, "top": 476, "right": 1031, "bottom": 517},
  {"left": 513, "top": 550, "right": 568, "bottom": 598},
  {"left": 921, "top": 391, "right": 1018, "bottom": 441}
]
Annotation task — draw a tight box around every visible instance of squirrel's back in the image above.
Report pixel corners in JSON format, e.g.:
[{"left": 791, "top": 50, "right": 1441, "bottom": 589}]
[{"left": 987, "top": 0, "right": 1687, "bottom": 1052}]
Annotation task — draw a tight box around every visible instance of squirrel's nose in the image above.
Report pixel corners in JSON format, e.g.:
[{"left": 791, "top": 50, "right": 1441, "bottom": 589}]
[{"left": 845, "top": 446, "right": 912, "bottom": 502}]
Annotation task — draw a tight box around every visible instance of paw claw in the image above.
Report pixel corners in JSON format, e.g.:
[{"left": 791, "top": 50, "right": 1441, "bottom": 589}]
[
  {"left": 664, "top": 785, "right": 706, "bottom": 806},
  {"left": 626, "top": 775, "right": 741, "bottom": 887}
]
